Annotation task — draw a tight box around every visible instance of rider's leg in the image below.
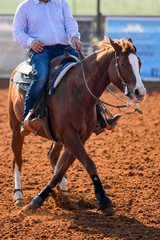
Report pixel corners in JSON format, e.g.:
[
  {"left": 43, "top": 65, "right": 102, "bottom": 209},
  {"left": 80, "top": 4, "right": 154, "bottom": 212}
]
[
  {"left": 20, "top": 45, "right": 76, "bottom": 136},
  {"left": 21, "top": 49, "right": 53, "bottom": 135}
]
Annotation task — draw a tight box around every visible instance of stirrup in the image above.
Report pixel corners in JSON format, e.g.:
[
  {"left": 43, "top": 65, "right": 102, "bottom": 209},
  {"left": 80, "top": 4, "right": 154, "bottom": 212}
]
[
  {"left": 94, "top": 102, "right": 121, "bottom": 135},
  {"left": 23, "top": 109, "right": 43, "bottom": 134},
  {"left": 20, "top": 123, "right": 30, "bottom": 136}
]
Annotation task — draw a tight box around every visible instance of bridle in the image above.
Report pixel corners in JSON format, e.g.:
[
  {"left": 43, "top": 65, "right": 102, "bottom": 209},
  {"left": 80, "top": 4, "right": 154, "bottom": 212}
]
[
  {"left": 115, "top": 52, "right": 130, "bottom": 97},
  {"left": 77, "top": 50, "right": 142, "bottom": 114}
]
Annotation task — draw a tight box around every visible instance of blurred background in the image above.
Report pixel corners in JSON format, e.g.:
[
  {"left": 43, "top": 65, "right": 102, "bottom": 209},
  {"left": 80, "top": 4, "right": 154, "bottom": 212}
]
[{"left": 0, "top": 0, "right": 160, "bottom": 85}]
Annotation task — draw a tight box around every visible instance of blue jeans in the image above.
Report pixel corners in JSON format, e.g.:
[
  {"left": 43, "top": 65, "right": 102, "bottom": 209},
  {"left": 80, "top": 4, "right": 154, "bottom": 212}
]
[{"left": 23, "top": 44, "right": 79, "bottom": 120}]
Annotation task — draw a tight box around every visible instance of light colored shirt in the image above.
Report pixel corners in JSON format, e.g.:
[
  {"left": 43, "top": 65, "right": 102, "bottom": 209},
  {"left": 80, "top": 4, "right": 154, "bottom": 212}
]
[{"left": 12, "top": 0, "right": 80, "bottom": 49}]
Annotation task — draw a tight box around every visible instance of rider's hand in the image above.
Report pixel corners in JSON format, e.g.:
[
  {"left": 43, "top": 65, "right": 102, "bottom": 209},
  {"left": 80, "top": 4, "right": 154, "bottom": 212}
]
[
  {"left": 31, "top": 40, "right": 44, "bottom": 53},
  {"left": 71, "top": 36, "right": 82, "bottom": 51}
]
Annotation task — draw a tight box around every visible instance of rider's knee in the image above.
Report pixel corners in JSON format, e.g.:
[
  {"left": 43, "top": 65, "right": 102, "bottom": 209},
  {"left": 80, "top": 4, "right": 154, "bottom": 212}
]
[{"left": 34, "top": 69, "right": 49, "bottom": 87}]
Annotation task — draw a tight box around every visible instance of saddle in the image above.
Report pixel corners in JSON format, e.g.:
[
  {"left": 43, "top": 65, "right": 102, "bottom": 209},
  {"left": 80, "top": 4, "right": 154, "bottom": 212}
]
[{"left": 12, "top": 47, "right": 79, "bottom": 93}]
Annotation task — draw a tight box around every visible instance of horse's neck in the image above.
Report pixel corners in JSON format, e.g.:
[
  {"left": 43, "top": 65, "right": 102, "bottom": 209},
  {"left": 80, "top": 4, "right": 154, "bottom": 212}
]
[{"left": 83, "top": 50, "right": 113, "bottom": 103}]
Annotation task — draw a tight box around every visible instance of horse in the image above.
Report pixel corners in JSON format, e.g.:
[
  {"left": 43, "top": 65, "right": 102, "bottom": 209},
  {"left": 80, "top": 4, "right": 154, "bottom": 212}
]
[{"left": 8, "top": 37, "right": 146, "bottom": 215}]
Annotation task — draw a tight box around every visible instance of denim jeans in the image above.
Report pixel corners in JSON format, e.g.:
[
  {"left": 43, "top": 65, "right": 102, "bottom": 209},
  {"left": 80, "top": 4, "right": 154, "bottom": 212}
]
[{"left": 23, "top": 44, "right": 79, "bottom": 120}]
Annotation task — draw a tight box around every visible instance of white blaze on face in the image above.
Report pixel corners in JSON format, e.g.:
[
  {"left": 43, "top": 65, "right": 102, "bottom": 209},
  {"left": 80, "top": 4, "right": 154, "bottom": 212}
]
[{"left": 128, "top": 53, "right": 146, "bottom": 97}]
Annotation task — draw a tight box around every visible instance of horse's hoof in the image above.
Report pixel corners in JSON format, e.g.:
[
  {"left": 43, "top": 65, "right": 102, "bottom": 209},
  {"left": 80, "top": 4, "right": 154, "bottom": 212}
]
[
  {"left": 101, "top": 206, "right": 115, "bottom": 215},
  {"left": 25, "top": 195, "right": 44, "bottom": 212},
  {"left": 57, "top": 186, "right": 69, "bottom": 196},
  {"left": 97, "top": 195, "right": 115, "bottom": 215},
  {"left": 14, "top": 199, "right": 25, "bottom": 207},
  {"left": 61, "top": 190, "right": 69, "bottom": 196},
  {"left": 24, "top": 203, "right": 37, "bottom": 213}
]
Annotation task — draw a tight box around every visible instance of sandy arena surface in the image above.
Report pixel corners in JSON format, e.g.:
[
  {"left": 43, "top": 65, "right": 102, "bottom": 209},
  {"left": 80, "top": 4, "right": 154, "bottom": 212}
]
[{"left": 0, "top": 83, "right": 159, "bottom": 240}]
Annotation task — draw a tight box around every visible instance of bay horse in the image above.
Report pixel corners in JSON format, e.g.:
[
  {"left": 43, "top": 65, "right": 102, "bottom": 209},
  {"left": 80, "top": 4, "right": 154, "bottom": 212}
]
[{"left": 8, "top": 38, "right": 146, "bottom": 215}]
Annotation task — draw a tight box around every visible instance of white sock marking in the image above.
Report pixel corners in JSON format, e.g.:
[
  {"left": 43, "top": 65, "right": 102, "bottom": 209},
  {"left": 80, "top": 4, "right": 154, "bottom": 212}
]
[
  {"left": 14, "top": 163, "right": 23, "bottom": 201},
  {"left": 14, "top": 163, "right": 21, "bottom": 189}
]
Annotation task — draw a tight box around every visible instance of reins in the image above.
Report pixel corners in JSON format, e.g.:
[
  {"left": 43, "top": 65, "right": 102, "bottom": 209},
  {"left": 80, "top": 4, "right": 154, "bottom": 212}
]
[{"left": 77, "top": 50, "right": 142, "bottom": 114}]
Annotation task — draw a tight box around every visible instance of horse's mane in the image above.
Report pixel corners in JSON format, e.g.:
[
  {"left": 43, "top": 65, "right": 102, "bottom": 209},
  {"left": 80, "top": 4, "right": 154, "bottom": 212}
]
[{"left": 95, "top": 38, "right": 134, "bottom": 53}]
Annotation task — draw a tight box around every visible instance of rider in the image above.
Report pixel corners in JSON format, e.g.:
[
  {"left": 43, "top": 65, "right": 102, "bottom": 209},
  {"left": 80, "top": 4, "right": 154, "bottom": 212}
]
[{"left": 12, "top": 0, "right": 119, "bottom": 136}]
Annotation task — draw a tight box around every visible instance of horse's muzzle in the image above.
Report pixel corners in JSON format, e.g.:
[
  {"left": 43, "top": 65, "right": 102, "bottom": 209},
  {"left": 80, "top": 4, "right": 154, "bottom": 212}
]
[
  {"left": 125, "top": 86, "right": 146, "bottom": 103},
  {"left": 133, "top": 88, "right": 146, "bottom": 102}
]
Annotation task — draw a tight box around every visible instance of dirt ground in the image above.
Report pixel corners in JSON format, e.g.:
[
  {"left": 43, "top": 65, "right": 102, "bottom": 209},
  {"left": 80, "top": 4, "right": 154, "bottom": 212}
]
[{"left": 0, "top": 82, "right": 159, "bottom": 240}]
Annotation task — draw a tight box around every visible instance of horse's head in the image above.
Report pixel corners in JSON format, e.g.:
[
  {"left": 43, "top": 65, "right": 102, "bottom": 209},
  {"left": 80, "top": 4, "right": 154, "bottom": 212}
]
[{"left": 108, "top": 37, "right": 146, "bottom": 103}]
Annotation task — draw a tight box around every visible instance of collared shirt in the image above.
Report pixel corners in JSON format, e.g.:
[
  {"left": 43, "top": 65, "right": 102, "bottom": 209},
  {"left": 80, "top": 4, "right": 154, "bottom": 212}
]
[{"left": 12, "top": 0, "right": 80, "bottom": 49}]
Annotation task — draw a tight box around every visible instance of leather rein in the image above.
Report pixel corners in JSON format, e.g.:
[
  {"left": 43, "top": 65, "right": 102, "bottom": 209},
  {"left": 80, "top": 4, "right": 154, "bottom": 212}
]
[{"left": 77, "top": 50, "right": 142, "bottom": 114}]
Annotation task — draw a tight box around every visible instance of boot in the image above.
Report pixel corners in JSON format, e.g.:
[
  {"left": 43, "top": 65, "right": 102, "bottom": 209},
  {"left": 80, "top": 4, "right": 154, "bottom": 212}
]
[
  {"left": 105, "top": 114, "right": 121, "bottom": 130},
  {"left": 94, "top": 102, "right": 121, "bottom": 135},
  {"left": 20, "top": 109, "right": 43, "bottom": 136}
]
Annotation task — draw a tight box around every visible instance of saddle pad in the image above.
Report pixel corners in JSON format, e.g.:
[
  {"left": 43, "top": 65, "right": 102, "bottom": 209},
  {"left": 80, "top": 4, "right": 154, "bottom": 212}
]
[
  {"left": 11, "top": 61, "right": 77, "bottom": 94},
  {"left": 48, "top": 62, "right": 77, "bottom": 95}
]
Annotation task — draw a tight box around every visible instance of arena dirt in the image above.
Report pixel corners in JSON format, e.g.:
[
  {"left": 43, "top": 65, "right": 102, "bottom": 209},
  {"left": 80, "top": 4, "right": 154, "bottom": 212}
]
[{"left": 0, "top": 86, "right": 159, "bottom": 240}]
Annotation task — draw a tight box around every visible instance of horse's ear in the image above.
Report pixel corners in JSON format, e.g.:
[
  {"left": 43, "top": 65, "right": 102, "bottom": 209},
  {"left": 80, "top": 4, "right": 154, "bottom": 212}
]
[
  {"left": 109, "top": 37, "right": 122, "bottom": 56},
  {"left": 128, "top": 38, "right": 137, "bottom": 52},
  {"left": 128, "top": 38, "right": 133, "bottom": 43}
]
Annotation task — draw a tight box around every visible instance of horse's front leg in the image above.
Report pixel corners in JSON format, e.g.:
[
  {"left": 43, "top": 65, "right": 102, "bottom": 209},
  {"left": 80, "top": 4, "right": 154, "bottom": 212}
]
[
  {"left": 47, "top": 142, "right": 68, "bottom": 195},
  {"left": 62, "top": 131, "right": 115, "bottom": 215},
  {"left": 26, "top": 149, "right": 75, "bottom": 211}
]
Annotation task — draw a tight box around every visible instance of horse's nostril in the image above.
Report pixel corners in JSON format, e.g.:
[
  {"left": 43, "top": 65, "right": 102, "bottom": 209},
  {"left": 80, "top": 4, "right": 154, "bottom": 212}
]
[{"left": 134, "top": 88, "right": 140, "bottom": 97}]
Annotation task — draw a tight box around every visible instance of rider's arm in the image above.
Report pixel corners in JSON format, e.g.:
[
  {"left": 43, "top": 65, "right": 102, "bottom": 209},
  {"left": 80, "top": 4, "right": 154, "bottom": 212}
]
[
  {"left": 62, "top": 0, "right": 81, "bottom": 41},
  {"left": 12, "top": 3, "right": 35, "bottom": 49}
]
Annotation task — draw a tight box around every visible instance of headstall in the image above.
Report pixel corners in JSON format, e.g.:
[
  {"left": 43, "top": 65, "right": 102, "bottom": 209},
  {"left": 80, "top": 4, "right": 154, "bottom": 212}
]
[{"left": 77, "top": 50, "right": 142, "bottom": 114}]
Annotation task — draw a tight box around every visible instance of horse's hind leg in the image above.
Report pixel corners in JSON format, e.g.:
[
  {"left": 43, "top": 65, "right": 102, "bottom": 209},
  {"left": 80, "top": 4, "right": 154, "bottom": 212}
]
[
  {"left": 47, "top": 142, "right": 63, "bottom": 169},
  {"left": 26, "top": 149, "right": 75, "bottom": 211},
  {"left": 9, "top": 105, "right": 25, "bottom": 207},
  {"left": 48, "top": 142, "right": 69, "bottom": 195},
  {"left": 12, "top": 124, "right": 25, "bottom": 207}
]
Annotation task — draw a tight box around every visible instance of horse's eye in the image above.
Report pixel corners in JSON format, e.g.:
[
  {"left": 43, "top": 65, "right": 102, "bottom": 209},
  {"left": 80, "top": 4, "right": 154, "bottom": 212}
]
[{"left": 120, "top": 63, "right": 125, "bottom": 67}]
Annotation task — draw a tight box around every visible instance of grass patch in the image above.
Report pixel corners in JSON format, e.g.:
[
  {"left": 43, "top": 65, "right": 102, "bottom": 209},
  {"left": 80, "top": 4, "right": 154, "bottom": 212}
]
[{"left": 0, "top": 0, "right": 160, "bottom": 15}]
